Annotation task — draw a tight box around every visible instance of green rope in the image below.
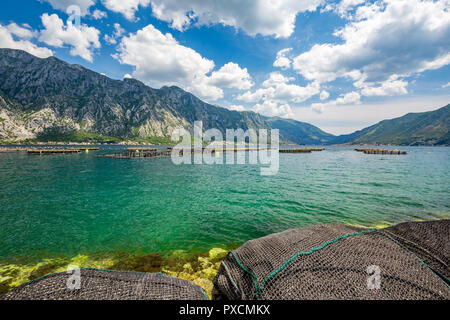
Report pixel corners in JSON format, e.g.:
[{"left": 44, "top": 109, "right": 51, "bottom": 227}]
[
  {"left": 231, "top": 251, "right": 259, "bottom": 299},
  {"left": 380, "top": 231, "right": 450, "bottom": 289},
  {"left": 222, "top": 262, "right": 242, "bottom": 296},
  {"left": 232, "top": 228, "right": 376, "bottom": 299}
]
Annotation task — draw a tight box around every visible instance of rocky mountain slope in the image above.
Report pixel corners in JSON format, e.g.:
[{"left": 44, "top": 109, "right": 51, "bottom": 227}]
[
  {"left": 0, "top": 49, "right": 448, "bottom": 145},
  {"left": 331, "top": 104, "right": 450, "bottom": 146},
  {"left": 0, "top": 48, "right": 270, "bottom": 143},
  {"left": 265, "top": 117, "right": 335, "bottom": 145}
]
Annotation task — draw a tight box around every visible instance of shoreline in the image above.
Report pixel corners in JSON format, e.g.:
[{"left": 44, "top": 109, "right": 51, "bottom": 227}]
[
  {"left": 1, "top": 218, "right": 443, "bottom": 298},
  {"left": 0, "top": 246, "right": 234, "bottom": 298}
]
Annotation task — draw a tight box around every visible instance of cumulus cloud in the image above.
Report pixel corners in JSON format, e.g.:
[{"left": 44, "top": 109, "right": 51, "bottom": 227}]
[
  {"left": 92, "top": 9, "right": 108, "bottom": 20},
  {"left": 311, "top": 91, "right": 361, "bottom": 113},
  {"left": 208, "top": 62, "right": 253, "bottom": 90},
  {"left": 273, "top": 48, "right": 293, "bottom": 69},
  {"left": 228, "top": 105, "right": 246, "bottom": 112},
  {"left": 293, "top": 0, "right": 450, "bottom": 96},
  {"left": 319, "top": 90, "right": 330, "bottom": 100},
  {"left": 236, "top": 71, "right": 320, "bottom": 118},
  {"left": 442, "top": 81, "right": 450, "bottom": 88},
  {"left": 5, "top": 23, "right": 37, "bottom": 40},
  {"left": 41, "top": 0, "right": 95, "bottom": 16},
  {"left": 359, "top": 76, "right": 408, "bottom": 97},
  {"left": 238, "top": 72, "right": 320, "bottom": 105},
  {"left": 39, "top": 13, "right": 100, "bottom": 62},
  {"left": 0, "top": 23, "right": 53, "bottom": 58},
  {"left": 115, "top": 24, "right": 253, "bottom": 101},
  {"left": 253, "top": 100, "right": 294, "bottom": 118},
  {"left": 262, "top": 72, "right": 294, "bottom": 88},
  {"left": 102, "top": 0, "right": 150, "bottom": 21},
  {"left": 104, "top": 23, "right": 125, "bottom": 45},
  {"left": 103, "top": 0, "right": 323, "bottom": 37},
  {"left": 321, "top": 0, "right": 366, "bottom": 18}
]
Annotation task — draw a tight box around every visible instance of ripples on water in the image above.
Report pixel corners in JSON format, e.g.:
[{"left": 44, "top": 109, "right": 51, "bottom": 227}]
[{"left": 0, "top": 145, "right": 449, "bottom": 262}]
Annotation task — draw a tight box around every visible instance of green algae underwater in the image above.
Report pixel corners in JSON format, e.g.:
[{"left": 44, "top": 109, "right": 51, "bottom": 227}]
[
  {"left": 0, "top": 247, "right": 232, "bottom": 297},
  {"left": 0, "top": 145, "right": 449, "bottom": 296}
]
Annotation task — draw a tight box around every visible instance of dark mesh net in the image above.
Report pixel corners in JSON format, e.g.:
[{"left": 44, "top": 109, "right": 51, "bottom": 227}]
[
  {"left": 383, "top": 219, "right": 449, "bottom": 283},
  {"left": 212, "top": 221, "right": 449, "bottom": 300},
  {"left": 1, "top": 268, "right": 209, "bottom": 300}
]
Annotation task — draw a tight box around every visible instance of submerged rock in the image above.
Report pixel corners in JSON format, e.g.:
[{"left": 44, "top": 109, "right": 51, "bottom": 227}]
[
  {"left": 134, "top": 253, "right": 162, "bottom": 273},
  {"left": 208, "top": 248, "right": 228, "bottom": 262}
]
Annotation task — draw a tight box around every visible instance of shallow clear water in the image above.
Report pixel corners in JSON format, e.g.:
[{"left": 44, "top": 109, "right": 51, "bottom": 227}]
[{"left": 0, "top": 145, "right": 449, "bottom": 263}]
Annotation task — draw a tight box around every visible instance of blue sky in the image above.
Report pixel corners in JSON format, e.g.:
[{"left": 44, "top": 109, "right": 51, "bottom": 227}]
[{"left": 0, "top": 0, "right": 449, "bottom": 134}]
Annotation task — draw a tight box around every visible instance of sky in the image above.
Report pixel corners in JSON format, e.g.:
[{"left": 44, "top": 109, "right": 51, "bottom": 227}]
[{"left": 0, "top": 0, "right": 449, "bottom": 135}]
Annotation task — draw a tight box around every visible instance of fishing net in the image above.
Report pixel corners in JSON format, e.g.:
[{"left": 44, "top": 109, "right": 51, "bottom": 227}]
[
  {"left": 383, "top": 219, "right": 449, "bottom": 283},
  {"left": 212, "top": 221, "right": 449, "bottom": 300},
  {"left": 1, "top": 268, "right": 209, "bottom": 300}
]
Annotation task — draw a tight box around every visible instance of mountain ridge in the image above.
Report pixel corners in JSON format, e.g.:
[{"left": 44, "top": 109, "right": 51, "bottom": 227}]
[{"left": 0, "top": 48, "right": 448, "bottom": 146}]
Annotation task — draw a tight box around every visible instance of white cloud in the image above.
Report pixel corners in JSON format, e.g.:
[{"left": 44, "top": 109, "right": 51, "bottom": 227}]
[
  {"left": 359, "top": 76, "right": 408, "bottom": 97},
  {"left": 5, "top": 23, "right": 37, "bottom": 40},
  {"left": 102, "top": 0, "right": 150, "bottom": 21},
  {"left": 0, "top": 23, "right": 53, "bottom": 58},
  {"left": 236, "top": 71, "right": 320, "bottom": 118},
  {"left": 293, "top": 0, "right": 450, "bottom": 94},
  {"left": 228, "top": 105, "right": 246, "bottom": 112},
  {"left": 105, "top": 0, "right": 323, "bottom": 37},
  {"left": 442, "top": 81, "right": 450, "bottom": 88},
  {"left": 253, "top": 100, "right": 294, "bottom": 118},
  {"left": 42, "top": 0, "right": 95, "bottom": 16},
  {"left": 208, "top": 62, "right": 253, "bottom": 90},
  {"left": 115, "top": 24, "right": 252, "bottom": 101},
  {"left": 92, "top": 9, "right": 108, "bottom": 20},
  {"left": 273, "top": 48, "right": 292, "bottom": 69},
  {"left": 320, "top": 90, "right": 330, "bottom": 100},
  {"left": 321, "top": 0, "right": 366, "bottom": 18},
  {"left": 104, "top": 23, "right": 125, "bottom": 45},
  {"left": 262, "top": 72, "right": 294, "bottom": 88},
  {"left": 39, "top": 13, "right": 101, "bottom": 62},
  {"left": 238, "top": 72, "right": 320, "bottom": 105},
  {"left": 311, "top": 91, "right": 361, "bottom": 113},
  {"left": 123, "top": 73, "right": 132, "bottom": 79},
  {"left": 237, "top": 88, "right": 273, "bottom": 103}
]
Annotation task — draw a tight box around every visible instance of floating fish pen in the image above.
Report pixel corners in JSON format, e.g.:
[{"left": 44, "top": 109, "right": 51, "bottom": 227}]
[
  {"left": 126, "top": 147, "right": 158, "bottom": 152},
  {"left": 355, "top": 148, "right": 406, "bottom": 155},
  {"left": 98, "top": 146, "right": 273, "bottom": 159},
  {"left": 279, "top": 148, "right": 324, "bottom": 153},
  {"left": 70, "top": 147, "right": 100, "bottom": 151},
  {"left": 27, "top": 149, "right": 81, "bottom": 155},
  {"left": 0, "top": 147, "right": 28, "bottom": 153},
  {"left": 99, "top": 148, "right": 172, "bottom": 159}
]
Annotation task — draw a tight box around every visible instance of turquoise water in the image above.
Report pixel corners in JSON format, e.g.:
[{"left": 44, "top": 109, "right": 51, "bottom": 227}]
[{"left": 0, "top": 145, "right": 449, "bottom": 263}]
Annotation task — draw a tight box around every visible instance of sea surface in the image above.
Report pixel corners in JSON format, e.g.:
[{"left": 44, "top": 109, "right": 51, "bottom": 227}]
[{"left": 0, "top": 145, "right": 449, "bottom": 264}]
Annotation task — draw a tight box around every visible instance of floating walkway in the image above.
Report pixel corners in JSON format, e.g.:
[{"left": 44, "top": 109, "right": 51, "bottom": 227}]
[
  {"left": 355, "top": 148, "right": 406, "bottom": 155},
  {"left": 27, "top": 147, "right": 99, "bottom": 155},
  {"left": 279, "top": 148, "right": 324, "bottom": 153},
  {"left": 98, "top": 146, "right": 273, "bottom": 159},
  {"left": 27, "top": 149, "right": 80, "bottom": 155}
]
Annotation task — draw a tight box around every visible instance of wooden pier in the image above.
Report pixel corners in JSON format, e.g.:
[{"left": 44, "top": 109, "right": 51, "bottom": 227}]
[{"left": 355, "top": 148, "right": 406, "bottom": 155}]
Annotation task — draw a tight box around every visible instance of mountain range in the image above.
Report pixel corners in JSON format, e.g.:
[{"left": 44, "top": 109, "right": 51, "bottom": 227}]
[{"left": 0, "top": 48, "right": 448, "bottom": 145}]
